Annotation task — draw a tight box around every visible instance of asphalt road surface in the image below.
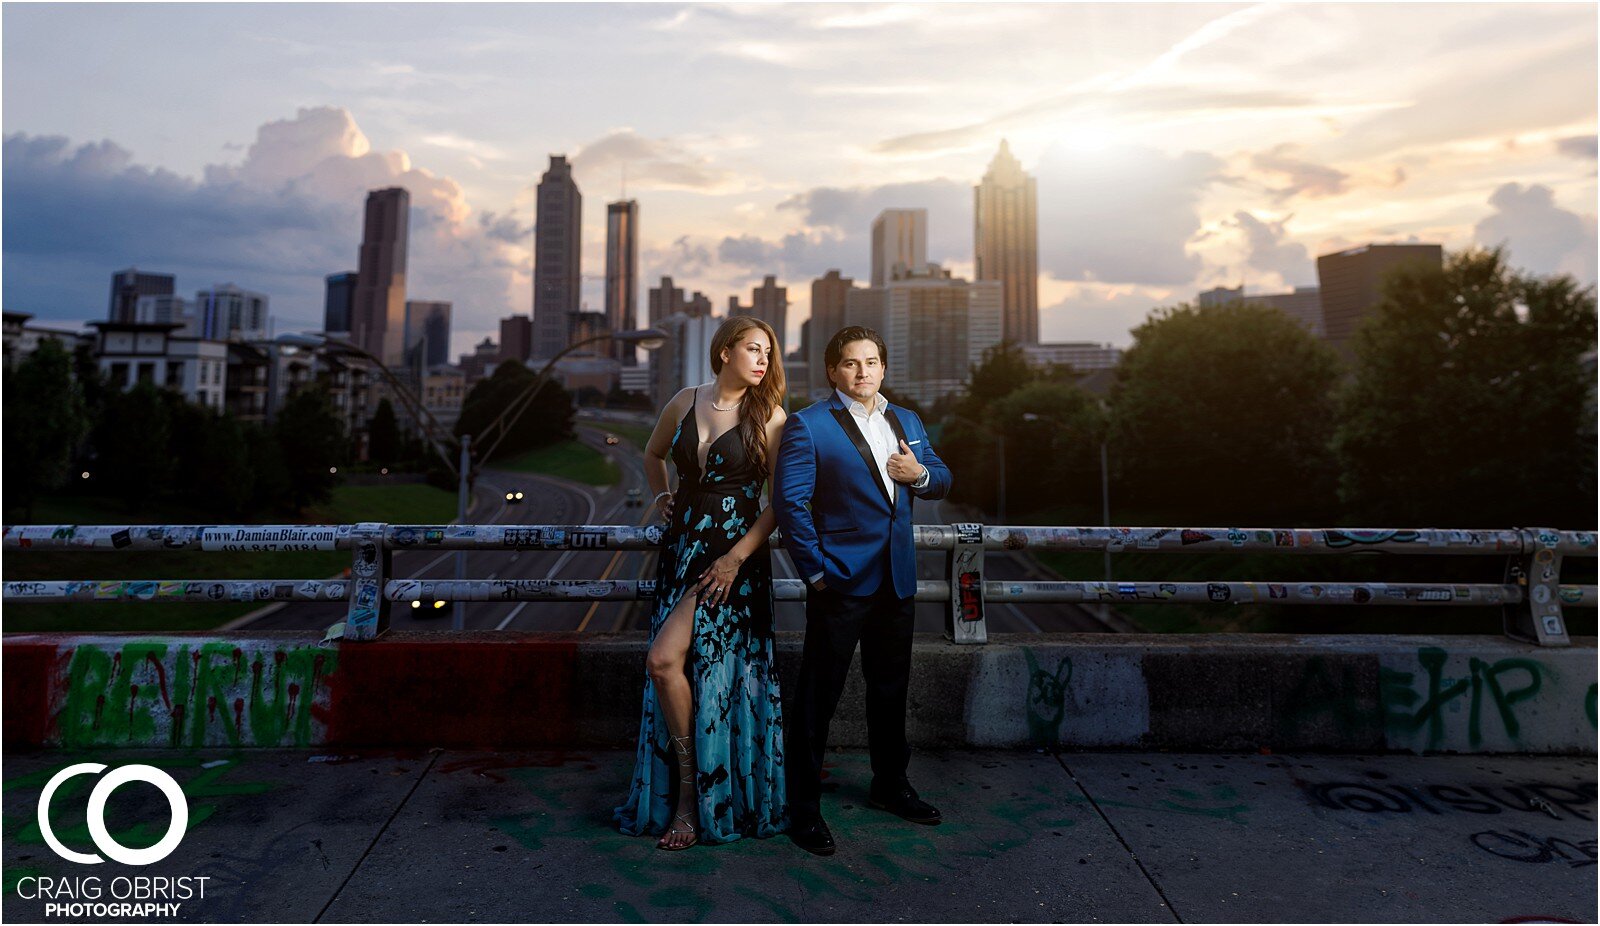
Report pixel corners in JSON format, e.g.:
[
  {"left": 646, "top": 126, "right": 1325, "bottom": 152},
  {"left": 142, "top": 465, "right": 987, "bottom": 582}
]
[{"left": 243, "top": 414, "right": 1113, "bottom": 634}]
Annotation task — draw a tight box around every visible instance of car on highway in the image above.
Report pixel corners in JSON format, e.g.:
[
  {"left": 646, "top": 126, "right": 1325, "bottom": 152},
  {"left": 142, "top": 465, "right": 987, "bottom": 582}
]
[
  {"left": 605, "top": 434, "right": 620, "bottom": 445},
  {"left": 505, "top": 490, "right": 525, "bottom": 503},
  {"left": 626, "top": 487, "right": 642, "bottom": 507}
]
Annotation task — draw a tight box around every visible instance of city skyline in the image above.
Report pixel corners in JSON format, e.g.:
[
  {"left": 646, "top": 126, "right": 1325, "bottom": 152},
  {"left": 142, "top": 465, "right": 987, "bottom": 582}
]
[{"left": 2, "top": 3, "right": 1595, "bottom": 361}]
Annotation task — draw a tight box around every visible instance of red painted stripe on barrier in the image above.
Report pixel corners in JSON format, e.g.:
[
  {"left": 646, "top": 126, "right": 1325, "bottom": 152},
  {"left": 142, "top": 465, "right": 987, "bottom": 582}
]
[
  {"left": 322, "top": 635, "right": 583, "bottom": 747},
  {"left": 3, "top": 641, "right": 64, "bottom": 747}
]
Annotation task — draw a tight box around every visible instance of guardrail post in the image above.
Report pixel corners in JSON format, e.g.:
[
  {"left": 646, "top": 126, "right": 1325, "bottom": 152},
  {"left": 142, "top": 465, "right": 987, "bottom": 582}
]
[
  {"left": 1503, "top": 527, "right": 1570, "bottom": 647},
  {"left": 343, "top": 522, "right": 390, "bottom": 641},
  {"left": 945, "top": 522, "right": 987, "bottom": 644}
]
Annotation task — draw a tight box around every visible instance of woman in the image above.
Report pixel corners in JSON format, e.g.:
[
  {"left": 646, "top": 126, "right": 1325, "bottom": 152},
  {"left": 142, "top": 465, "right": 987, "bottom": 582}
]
[{"left": 614, "top": 315, "right": 789, "bottom": 850}]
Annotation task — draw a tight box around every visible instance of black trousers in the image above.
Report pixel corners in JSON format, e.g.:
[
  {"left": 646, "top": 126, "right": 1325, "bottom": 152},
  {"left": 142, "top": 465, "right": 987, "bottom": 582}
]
[{"left": 786, "top": 582, "right": 915, "bottom": 815}]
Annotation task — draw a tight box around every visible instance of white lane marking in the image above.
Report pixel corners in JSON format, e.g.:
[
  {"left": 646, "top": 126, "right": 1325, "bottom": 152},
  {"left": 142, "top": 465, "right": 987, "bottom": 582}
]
[{"left": 496, "top": 480, "right": 599, "bottom": 630}]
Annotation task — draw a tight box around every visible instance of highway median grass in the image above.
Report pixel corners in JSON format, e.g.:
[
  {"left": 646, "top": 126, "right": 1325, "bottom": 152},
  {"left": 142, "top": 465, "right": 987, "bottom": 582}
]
[
  {"left": 3, "top": 483, "right": 457, "bottom": 633},
  {"left": 498, "top": 438, "right": 619, "bottom": 486}
]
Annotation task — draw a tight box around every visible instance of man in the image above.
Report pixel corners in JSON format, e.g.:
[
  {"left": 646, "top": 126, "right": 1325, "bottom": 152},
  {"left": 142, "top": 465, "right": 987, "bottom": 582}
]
[{"left": 774, "top": 325, "right": 953, "bottom": 856}]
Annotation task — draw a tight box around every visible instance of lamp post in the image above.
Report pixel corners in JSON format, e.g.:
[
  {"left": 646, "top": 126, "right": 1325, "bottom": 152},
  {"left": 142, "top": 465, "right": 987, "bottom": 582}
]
[
  {"left": 280, "top": 328, "right": 668, "bottom": 631},
  {"left": 471, "top": 329, "right": 667, "bottom": 466},
  {"left": 973, "top": 411, "right": 1038, "bottom": 526}
]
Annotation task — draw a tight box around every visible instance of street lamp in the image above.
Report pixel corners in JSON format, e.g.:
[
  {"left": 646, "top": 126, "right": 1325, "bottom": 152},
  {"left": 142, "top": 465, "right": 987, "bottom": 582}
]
[
  {"left": 278, "top": 331, "right": 470, "bottom": 627},
  {"left": 470, "top": 329, "right": 668, "bottom": 466},
  {"left": 278, "top": 328, "right": 669, "bottom": 631}
]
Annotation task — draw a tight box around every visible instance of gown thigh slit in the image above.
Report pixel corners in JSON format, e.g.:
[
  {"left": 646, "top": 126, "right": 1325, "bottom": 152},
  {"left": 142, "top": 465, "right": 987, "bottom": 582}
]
[{"left": 614, "top": 399, "right": 788, "bottom": 843}]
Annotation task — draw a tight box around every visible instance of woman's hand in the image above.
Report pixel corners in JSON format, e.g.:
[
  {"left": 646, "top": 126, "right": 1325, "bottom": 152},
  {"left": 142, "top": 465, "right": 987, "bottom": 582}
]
[
  {"left": 696, "top": 552, "right": 745, "bottom": 608},
  {"left": 654, "top": 491, "right": 675, "bottom": 522}
]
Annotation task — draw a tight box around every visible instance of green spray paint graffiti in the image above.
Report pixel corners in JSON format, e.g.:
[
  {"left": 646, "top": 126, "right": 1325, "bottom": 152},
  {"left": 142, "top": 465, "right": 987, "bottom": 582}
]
[
  {"left": 57, "top": 640, "right": 336, "bottom": 748},
  {"left": 1382, "top": 647, "right": 1547, "bottom": 750},
  {"left": 1024, "top": 650, "right": 1073, "bottom": 747},
  {"left": 2, "top": 756, "right": 277, "bottom": 891},
  {"left": 473, "top": 753, "right": 1080, "bottom": 923}
]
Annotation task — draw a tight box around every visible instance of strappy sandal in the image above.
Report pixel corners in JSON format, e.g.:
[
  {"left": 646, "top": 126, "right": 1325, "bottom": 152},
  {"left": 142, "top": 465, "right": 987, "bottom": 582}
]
[{"left": 658, "top": 733, "right": 699, "bottom": 851}]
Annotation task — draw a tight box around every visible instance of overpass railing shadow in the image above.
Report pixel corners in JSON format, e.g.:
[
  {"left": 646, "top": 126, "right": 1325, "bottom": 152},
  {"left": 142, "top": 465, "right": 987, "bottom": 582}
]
[{"left": 4, "top": 522, "right": 1595, "bottom": 646}]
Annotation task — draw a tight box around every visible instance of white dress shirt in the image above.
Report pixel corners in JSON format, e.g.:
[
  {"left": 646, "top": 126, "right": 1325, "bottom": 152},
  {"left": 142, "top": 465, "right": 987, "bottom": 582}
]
[
  {"left": 810, "top": 390, "right": 928, "bottom": 587},
  {"left": 839, "top": 388, "right": 899, "bottom": 500}
]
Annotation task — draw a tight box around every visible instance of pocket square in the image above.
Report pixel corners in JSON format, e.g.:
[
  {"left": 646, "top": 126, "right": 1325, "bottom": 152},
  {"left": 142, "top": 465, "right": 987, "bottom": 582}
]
[{"left": 909, "top": 439, "right": 922, "bottom": 445}]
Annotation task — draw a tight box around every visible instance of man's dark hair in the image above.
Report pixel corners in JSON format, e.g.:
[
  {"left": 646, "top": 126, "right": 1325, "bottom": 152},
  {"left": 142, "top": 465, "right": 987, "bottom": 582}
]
[{"left": 824, "top": 326, "right": 887, "bottom": 370}]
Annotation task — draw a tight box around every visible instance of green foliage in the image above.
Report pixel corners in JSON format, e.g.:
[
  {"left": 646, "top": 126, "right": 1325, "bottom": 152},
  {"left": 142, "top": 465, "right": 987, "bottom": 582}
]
[
  {"left": 366, "top": 397, "right": 402, "bottom": 467},
  {"left": 93, "top": 382, "right": 174, "bottom": 513},
  {"left": 1334, "top": 246, "right": 1597, "bottom": 528},
  {"left": 1108, "top": 302, "right": 1343, "bottom": 524},
  {"left": 3, "top": 340, "right": 90, "bottom": 519},
  {"left": 455, "top": 360, "right": 575, "bottom": 461},
  {"left": 993, "top": 381, "right": 1108, "bottom": 516},
  {"left": 273, "top": 388, "right": 347, "bottom": 512}
]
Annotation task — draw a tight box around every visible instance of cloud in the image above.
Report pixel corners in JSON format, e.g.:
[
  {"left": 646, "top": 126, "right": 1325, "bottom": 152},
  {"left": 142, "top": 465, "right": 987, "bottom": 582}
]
[
  {"left": 1038, "top": 280, "right": 1169, "bottom": 347},
  {"left": 1230, "top": 212, "right": 1314, "bottom": 286},
  {"left": 571, "top": 129, "right": 737, "bottom": 193},
  {"left": 1250, "top": 143, "right": 1350, "bottom": 202},
  {"left": 1555, "top": 134, "right": 1598, "bottom": 160},
  {"left": 3, "top": 107, "right": 523, "bottom": 356},
  {"left": 1034, "top": 144, "right": 1223, "bottom": 286},
  {"left": 1473, "top": 182, "right": 1597, "bottom": 284}
]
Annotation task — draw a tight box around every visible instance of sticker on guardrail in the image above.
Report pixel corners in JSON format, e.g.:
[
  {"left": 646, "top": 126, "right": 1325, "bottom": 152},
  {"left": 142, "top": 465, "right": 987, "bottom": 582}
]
[{"left": 200, "top": 527, "right": 339, "bottom": 551}]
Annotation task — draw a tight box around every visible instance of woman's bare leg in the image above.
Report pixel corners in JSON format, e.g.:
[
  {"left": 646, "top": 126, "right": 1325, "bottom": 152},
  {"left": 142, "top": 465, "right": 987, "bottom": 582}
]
[{"left": 646, "top": 593, "right": 699, "bottom": 848}]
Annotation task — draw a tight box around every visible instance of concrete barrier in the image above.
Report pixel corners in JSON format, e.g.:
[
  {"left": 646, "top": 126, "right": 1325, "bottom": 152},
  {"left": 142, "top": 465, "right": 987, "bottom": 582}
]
[{"left": 4, "top": 632, "right": 1594, "bottom": 754}]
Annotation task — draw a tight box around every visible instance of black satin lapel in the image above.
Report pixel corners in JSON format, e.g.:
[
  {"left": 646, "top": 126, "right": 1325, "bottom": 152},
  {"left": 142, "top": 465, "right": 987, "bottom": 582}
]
[
  {"left": 830, "top": 407, "right": 893, "bottom": 509},
  {"left": 883, "top": 408, "right": 912, "bottom": 510}
]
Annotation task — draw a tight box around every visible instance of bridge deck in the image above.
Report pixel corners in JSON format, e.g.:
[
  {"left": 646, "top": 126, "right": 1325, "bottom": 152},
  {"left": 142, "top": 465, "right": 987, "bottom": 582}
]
[{"left": 5, "top": 748, "right": 1593, "bottom": 923}]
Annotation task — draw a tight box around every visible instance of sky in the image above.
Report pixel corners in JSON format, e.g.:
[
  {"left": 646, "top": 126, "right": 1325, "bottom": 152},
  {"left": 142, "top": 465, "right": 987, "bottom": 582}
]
[{"left": 3, "top": 2, "right": 1596, "bottom": 360}]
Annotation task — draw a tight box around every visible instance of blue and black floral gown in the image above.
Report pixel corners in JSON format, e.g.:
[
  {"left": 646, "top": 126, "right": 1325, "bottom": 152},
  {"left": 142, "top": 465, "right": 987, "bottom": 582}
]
[{"left": 614, "top": 394, "right": 788, "bottom": 843}]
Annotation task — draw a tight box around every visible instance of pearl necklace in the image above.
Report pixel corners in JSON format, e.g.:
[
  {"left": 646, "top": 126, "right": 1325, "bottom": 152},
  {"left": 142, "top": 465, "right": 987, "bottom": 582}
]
[{"left": 712, "top": 396, "right": 743, "bottom": 411}]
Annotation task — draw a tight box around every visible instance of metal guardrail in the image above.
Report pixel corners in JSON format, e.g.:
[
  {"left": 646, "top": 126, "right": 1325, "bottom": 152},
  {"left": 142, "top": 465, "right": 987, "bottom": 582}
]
[{"left": 4, "top": 523, "right": 1595, "bottom": 646}]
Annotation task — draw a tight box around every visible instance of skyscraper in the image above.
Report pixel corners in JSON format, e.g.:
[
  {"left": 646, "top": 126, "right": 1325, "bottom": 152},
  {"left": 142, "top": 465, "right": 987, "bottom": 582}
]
[
  {"left": 871, "top": 209, "right": 927, "bottom": 287},
  {"left": 324, "top": 272, "right": 358, "bottom": 334},
  {"left": 196, "top": 284, "right": 269, "bottom": 341},
  {"left": 649, "top": 276, "right": 686, "bottom": 327},
  {"left": 499, "top": 315, "right": 532, "bottom": 364},
  {"left": 975, "top": 139, "right": 1039, "bottom": 345},
  {"left": 880, "top": 266, "right": 1002, "bottom": 406},
  {"left": 809, "top": 269, "right": 858, "bottom": 397},
  {"left": 750, "top": 276, "right": 788, "bottom": 344},
  {"left": 533, "top": 155, "right": 582, "bottom": 361},
  {"left": 109, "top": 268, "right": 175, "bottom": 323},
  {"left": 404, "top": 300, "right": 452, "bottom": 369},
  {"left": 605, "top": 199, "right": 640, "bottom": 365},
  {"left": 350, "top": 187, "right": 410, "bottom": 365},
  {"left": 1316, "top": 243, "right": 1443, "bottom": 353}
]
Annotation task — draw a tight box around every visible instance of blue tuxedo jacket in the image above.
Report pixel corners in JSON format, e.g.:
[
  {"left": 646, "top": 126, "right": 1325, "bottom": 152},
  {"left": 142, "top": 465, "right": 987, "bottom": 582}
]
[{"left": 774, "top": 392, "right": 952, "bottom": 598}]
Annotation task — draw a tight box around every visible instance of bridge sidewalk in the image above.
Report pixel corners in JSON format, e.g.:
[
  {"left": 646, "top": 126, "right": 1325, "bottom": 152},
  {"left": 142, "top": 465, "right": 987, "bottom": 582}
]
[{"left": 4, "top": 749, "right": 1594, "bottom": 923}]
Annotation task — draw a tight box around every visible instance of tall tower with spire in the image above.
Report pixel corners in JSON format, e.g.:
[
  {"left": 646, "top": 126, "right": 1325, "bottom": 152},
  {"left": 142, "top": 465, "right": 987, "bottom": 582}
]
[{"left": 974, "top": 140, "right": 1039, "bottom": 345}]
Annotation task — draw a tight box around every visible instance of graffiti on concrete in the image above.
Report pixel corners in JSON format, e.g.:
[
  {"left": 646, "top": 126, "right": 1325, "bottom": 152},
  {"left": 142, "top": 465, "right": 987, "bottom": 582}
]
[
  {"left": 57, "top": 639, "right": 335, "bottom": 748},
  {"left": 1023, "top": 650, "right": 1073, "bottom": 747},
  {"left": 1382, "top": 647, "right": 1548, "bottom": 750},
  {"left": 1305, "top": 777, "right": 1596, "bottom": 820},
  {"left": 5, "top": 757, "right": 275, "bottom": 858},
  {"left": 1470, "top": 830, "right": 1597, "bottom": 867},
  {"left": 484, "top": 753, "right": 1080, "bottom": 923}
]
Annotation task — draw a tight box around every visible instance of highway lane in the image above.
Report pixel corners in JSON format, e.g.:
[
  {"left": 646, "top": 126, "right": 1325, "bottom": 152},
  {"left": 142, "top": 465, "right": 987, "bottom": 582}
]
[{"left": 237, "top": 412, "right": 1113, "bottom": 635}]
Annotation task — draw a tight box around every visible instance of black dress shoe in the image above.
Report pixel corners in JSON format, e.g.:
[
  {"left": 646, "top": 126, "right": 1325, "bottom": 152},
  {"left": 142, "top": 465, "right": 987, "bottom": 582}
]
[
  {"left": 868, "top": 784, "right": 942, "bottom": 825},
  {"left": 789, "top": 814, "right": 836, "bottom": 856}
]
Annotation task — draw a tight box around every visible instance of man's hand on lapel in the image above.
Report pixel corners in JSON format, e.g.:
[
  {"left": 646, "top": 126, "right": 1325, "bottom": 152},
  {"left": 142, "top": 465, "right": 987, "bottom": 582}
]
[{"left": 888, "top": 439, "right": 927, "bottom": 485}]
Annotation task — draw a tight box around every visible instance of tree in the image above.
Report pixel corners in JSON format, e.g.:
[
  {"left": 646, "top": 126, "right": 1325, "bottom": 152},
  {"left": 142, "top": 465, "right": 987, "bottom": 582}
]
[
  {"left": 1334, "top": 247, "right": 1597, "bottom": 528},
  {"left": 992, "top": 381, "right": 1108, "bottom": 517},
  {"left": 92, "top": 383, "right": 174, "bottom": 513},
  {"left": 366, "top": 398, "right": 402, "bottom": 468},
  {"left": 2, "top": 340, "right": 89, "bottom": 519},
  {"left": 245, "top": 425, "right": 290, "bottom": 515},
  {"left": 274, "top": 388, "right": 346, "bottom": 511},
  {"left": 1109, "top": 302, "right": 1343, "bottom": 524},
  {"left": 454, "top": 361, "right": 575, "bottom": 461},
  {"left": 939, "top": 341, "right": 1041, "bottom": 511}
]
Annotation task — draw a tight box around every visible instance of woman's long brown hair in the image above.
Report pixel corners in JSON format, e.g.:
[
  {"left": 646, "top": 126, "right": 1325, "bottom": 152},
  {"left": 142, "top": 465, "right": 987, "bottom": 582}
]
[{"left": 708, "top": 315, "right": 786, "bottom": 474}]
